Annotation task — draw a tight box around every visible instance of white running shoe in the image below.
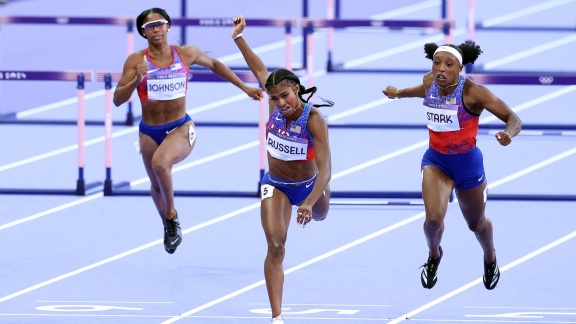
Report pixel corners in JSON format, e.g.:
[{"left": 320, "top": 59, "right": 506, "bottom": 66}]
[{"left": 271, "top": 315, "right": 284, "bottom": 323}]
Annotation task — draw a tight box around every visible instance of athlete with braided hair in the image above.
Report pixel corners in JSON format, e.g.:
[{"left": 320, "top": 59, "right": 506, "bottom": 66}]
[
  {"left": 382, "top": 42, "right": 522, "bottom": 291},
  {"left": 232, "top": 16, "right": 334, "bottom": 324}
]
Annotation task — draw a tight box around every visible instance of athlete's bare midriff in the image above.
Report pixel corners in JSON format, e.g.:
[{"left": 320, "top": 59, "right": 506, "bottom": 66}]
[{"left": 141, "top": 97, "right": 187, "bottom": 125}]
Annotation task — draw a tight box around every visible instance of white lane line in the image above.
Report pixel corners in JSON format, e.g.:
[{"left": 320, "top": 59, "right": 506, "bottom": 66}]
[
  {"left": 484, "top": 34, "right": 576, "bottom": 70},
  {"left": 0, "top": 202, "right": 261, "bottom": 303},
  {"left": 2, "top": 0, "right": 570, "bottom": 172},
  {"left": 388, "top": 230, "right": 576, "bottom": 324},
  {"left": 0, "top": 194, "right": 104, "bottom": 230},
  {"left": 0, "top": 0, "right": 572, "bottom": 311},
  {"left": 479, "top": 0, "right": 576, "bottom": 28},
  {"left": 1, "top": 80, "right": 572, "bottom": 230},
  {"left": 160, "top": 147, "right": 576, "bottom": 324},
  {"left": 15, "top": 90, "right": 106, "bottom": 118},
  {"left": 370, "top": 0, "right": 440, "bottom": 20}
]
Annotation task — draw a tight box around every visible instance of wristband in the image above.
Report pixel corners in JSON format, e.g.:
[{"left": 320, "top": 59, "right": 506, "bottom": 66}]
[
  {"left": 396, "top": 88, "right": 401, "bottom": 99},
  {"left": 233, "top": 33, "right": 243, "bottom": 40}
]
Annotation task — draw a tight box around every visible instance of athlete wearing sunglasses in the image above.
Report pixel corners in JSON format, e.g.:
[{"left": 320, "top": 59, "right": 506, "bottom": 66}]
[{"left": 113, "top": 8, "right": 263, "bottom": 255}]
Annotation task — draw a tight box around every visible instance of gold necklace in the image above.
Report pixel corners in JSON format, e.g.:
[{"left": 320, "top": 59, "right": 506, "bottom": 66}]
[
  {"left": 148, "top": 44, "right": 169, "bottom": 55},
  {"left": 437, "top": 76, "right": 460, "bottom": 90}
]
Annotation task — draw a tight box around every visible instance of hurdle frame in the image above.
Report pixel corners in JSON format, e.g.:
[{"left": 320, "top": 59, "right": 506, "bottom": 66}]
[
  {"left": 0, "top": 16, "right": 139, "bottom": 126},
  {"left": 0, "top": 70, "right": 102, "bottom": 195}
]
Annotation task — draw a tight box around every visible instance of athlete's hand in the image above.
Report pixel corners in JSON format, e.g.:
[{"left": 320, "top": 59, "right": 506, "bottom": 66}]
[
  {"left": 135, "top": 55, "right": 148, "bottom": 84},
  {"left": 495, "top": 130, "right": 512, "bottom": 146},
  {"left": 382, "top": 86, "right": 398, "bottom": 99},
  {"left": 232, "top": 16, "right": 246, "bottom": 38},
  {"left": 296, "top": 205, "right": 313, "bottom": 228},
  {"left": 245, "top": 86, "right": 263, "bottom": 101}
]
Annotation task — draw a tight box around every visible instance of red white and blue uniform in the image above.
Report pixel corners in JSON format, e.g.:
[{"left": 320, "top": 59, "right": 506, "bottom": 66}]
[
  {"left": 260, "top": 103, "right": 317, "bottom": 205},
  {"left": 421, "top": 77, "right": 486, "bottom": 190},
  {"left": 137, "top": 46, "right": 192, "bottom": 145}
]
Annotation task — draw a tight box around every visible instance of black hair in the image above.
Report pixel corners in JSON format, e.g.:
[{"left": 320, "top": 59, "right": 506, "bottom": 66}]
[
  {"left": 424, "top": 41, "right": 483, "bottom": 65},
  {"left": 265, "top": 69, "right": 334, "bottom": 108},
  {"left": 136, "top": 8, "right": 171, "bottom": 39}
]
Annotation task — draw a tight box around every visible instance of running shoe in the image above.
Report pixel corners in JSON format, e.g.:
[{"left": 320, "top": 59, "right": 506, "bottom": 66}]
[
  {"left": 271, "top": 315, "right": 284, "bottom": 323},
  {"left": 420, "top": 246, "right": 443, "bottom": 289},
  {"left": 483, "top": 260, "right": 500, "bottom": 290},
  {"left": 164, "top": 212, "right": 182, "bottom": 254}
]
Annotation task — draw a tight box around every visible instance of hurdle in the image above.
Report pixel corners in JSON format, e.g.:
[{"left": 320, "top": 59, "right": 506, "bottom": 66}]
[
  {"left": 464, "top": 0, "right": 576, "bottom": 74},
  {"left": 0, "top": 70, "right": 102, "bottom": 195},
  {"left": 171, "top": 17, "right": 298, "bottom": 72},
  {"left": 97, "top": 70, "right": 266, "bottom": 198},
  {"left": 0, "top": 15, "right": 138, "bottom": 126},
  {"left": 302, "top": 0, "right": 455, "bottom": 73},
  {"left": 468, "top": 0, "right": 576, "bottom": 35}
]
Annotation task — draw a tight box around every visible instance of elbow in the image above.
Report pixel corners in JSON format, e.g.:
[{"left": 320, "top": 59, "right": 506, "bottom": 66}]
[{"left": 112, "top": 96, "right": 123, "bottom": 107}]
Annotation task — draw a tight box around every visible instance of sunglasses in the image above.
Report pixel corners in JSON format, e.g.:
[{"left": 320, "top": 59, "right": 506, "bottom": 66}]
[{"left": 141, "top": 19, "right": 168, "bottom": 31}]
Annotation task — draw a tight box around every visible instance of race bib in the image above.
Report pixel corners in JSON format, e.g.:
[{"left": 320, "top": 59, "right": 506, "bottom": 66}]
[
  {"left": 424, "top": 103, "right": 460, "bottom": 132},
  {"left": 266, "top": 132, "right": 307, "bottom": 161},
  {"left": 147, "top": 76, "right": 186, "bottom": 101}
]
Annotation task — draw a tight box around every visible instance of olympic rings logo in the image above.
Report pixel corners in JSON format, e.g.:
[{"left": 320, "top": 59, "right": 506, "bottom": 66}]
[{"left": 539, "top": 76, "right": 554, "bottom": 85}]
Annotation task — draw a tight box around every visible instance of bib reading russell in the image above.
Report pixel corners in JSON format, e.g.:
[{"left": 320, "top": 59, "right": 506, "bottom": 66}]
[{"left": 266, "top": 102, "right": 315, "bottom": 161}]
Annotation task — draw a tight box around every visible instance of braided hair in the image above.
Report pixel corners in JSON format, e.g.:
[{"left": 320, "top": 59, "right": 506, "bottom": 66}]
[
  {"left": 136, "top": 8, "right": 171, "bottom": 39},
  {"left": 265, "top": 69, "right": 334, "bottom": 108},
  {"left": 424, "top": 41, "right": 483, "bottom": 65}
]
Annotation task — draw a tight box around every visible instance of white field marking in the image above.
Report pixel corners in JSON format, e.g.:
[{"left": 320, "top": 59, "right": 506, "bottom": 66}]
[
  {"left": 464, "top": 306, "right": 576, "bottom": 310},
  {"left": 250, "top": 303, "right": 390, "bottom": 307},
  {"left": 35, "top": 300, "right": 175, "bottom": 304},
  {"left": 388, "top": 229, "right": 576, "bottom": 324},
  {"left": 0, "top": 194, "right": 103, "bottom": 230},
  {"left": 2, "top": 0, "right": 567, "bottom": 172},
  {"left": 484, "top": 34, "right": 576, "bottom": 70},
  {"left": 1, "top": 83, "right": 571, "bottom": 231},
  {"left": 0, "top": 202, "right": 260, "bottom": 303},
  {"left": 371, "top": 0, "right": 440, "bottom": 20},
  {"left": 327, "top": 98, "right": 391, "bottom": 121},
  {"left": 1, "top": 0, "right": 572, "bottom": 309},
  {"left": 344, "top": 0, "right": 576, "bottom": 69},
  {"left": 479, "top": 0, "right": 576, "bottom": 28},
  {"left": 160, "top": 212, "right": 427, "bottom": 324},
  {"left": 160, "top": 150, "right": 576, "bottom": 324},
  {"left": 15, "top": 90, "right": 106, "bottom": 118},
  {"left": 11, "top": 3, "right": 427, "bottom": 118},
  {"left": 5, "top": 118, "right": 573, "bottom": 305},
  {"left": 0, "top": 142, "right": 258, "bottom": 231},
  {"left": 477, "top": 86, "right": 576, "bottom": 124},
  {"left": 127, "top": 141, "right": 259, "bottom": 187},
  {"left": 4, "top": 83, "right": 573, "bottom": 174},
  {"left": 488, "top": 147, "right": 576, "bottom": 189}
]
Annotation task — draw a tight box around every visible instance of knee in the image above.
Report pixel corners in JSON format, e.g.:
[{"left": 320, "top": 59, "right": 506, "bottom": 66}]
[
  {"left": 267, "top": 240, "right": 285, "bottom": 259},
  {"left": 151, "top": 157, "right": 170, "bottom": 175},
  {"left": 311, "top": 191, "right": 330, "bottom": 221},
  {"left": 425, "top": 217, "right": 443, "bottom": 231},
  {"left": 312, "top": 206, "right": 328, "bottom": 221},
  {"left": 467, "top": 218, "right": 485, "bottom": 233}
]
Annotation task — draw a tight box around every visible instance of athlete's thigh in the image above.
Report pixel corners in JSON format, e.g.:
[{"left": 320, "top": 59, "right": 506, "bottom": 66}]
[
  {"left": 155, "top": 121, "right": 195, "bottom": 165},
  {"left": 456, "top": 179, "right": 487, "bottom": 222},
  {"left": 261, "top": 185, "right": 293, "bottom": 242},
  {"left": 139, "top": 133, "right": 160, "bottom": 185},
  {"left": 422, "top": 165, "right": 454, "bottom": 220}
]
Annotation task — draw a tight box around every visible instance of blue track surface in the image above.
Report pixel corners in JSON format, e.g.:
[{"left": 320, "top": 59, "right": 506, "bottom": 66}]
[{"left": 1, "top": 0, "right": 575, "bottom": 323}]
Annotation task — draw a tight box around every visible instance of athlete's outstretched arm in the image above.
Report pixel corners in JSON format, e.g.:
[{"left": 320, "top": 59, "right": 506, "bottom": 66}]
[
  {"left": 231, "top": 16, "right": 269, "bottom": 90},
  {"left": 382, "top": 73, "right": 431, "bottom": 99}
]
